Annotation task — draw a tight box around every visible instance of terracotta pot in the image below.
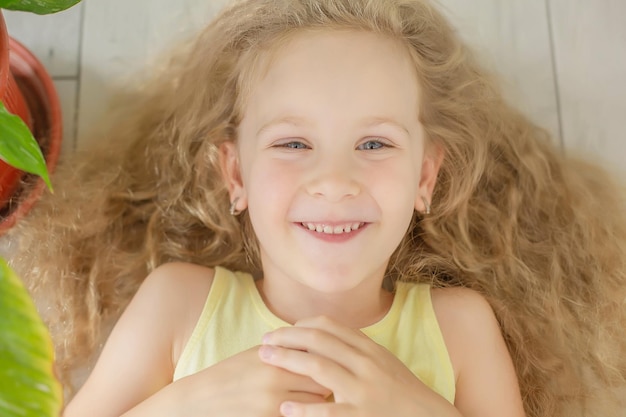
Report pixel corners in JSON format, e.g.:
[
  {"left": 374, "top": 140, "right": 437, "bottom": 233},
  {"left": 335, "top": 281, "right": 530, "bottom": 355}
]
[{"left": 0, "top": 10, "right": 62, "bottom": 234}]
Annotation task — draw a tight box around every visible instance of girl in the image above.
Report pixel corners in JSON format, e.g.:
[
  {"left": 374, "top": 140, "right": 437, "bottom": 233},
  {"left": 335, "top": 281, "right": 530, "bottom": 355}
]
[{"left": 10, "top": 0, "right": 626, "bottom": 416}]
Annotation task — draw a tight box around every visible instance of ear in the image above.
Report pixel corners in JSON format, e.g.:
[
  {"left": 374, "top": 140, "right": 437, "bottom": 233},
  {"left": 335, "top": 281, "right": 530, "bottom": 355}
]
[
  {"left": 219, "top": 141, "right": 248, "bottom": 212},
  {"left": 415, "top": 144, "right": 444, "bottom": 212}
]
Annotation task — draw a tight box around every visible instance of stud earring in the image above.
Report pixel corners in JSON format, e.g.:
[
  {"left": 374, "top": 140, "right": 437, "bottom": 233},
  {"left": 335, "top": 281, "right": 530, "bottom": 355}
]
[
  {"left": 421, "top": 196, "right": 431, "bottom": 215},
  {"left": 229, "top": 198, "right": 241, "bottom": 216}
]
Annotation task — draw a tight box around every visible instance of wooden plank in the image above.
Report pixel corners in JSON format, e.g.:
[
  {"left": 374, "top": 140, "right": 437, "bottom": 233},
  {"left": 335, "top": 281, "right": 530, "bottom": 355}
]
[
  {"left": 2, "top": 4, "right": 83, "bottom": 78},
  {"left": 437, "top": 0, "right": 561, "bottom": 144},
  {"left": 53, "top": 79, "right": 78, "bottom": 157},
  {"left": 76, "top": 0, "right": 560, "bottom": 149},
  {"left": 75, "top": 0, "right": 561, "bottom": 150},
  {"left": 76, "top": 0, "right": 231, "bottom": 150},
  {"left": 548, "top": 0, "right": 626, "bottom": 179}
]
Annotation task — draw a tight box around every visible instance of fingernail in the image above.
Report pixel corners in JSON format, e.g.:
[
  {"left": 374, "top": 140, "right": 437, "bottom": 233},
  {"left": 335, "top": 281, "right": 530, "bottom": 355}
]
[
  {"left": 280, "top": 402, "right": 294, "bottom": 417},
  {"left": 262, "top": 332, "right": 271, "bottom": 344},
  {"left": 259, "top": 345, "right": 273, "bottom": 360}
]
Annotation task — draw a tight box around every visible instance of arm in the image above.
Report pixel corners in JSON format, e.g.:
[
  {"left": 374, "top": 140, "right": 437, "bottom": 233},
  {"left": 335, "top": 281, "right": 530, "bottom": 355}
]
[
  {"left": 63, "top": 263, "right": 330, "bottom": 417},
  {"left": 431, "top": 287, "right": 526, "bottom": 417},
  {"left": 63, "top": 262, "right": 214, "bottom": 417}
]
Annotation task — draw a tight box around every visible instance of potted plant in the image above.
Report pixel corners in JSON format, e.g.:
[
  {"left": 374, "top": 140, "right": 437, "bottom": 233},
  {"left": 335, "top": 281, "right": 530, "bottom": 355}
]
[
  {"left": 0, "top": 1, "right": 77, "bottom": 233},
  {"left": 0, "top": 1, "right": 81, "bottom": 416}
]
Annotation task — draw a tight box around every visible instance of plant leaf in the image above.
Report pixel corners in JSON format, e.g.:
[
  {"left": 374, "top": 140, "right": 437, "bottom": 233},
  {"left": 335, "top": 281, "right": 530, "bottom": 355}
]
[
  {"left": 0, "top": 258, "right": 63, "bottom": 417},
  {"left": 0, "top": 0, "right": 80, "bottom": 14},
  {"left": 0, "top": 102, "right": 52, "bottom": 191}
]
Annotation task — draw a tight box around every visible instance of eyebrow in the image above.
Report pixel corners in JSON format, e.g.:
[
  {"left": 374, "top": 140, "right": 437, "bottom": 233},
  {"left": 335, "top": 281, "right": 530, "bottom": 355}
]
[
  {"left": 256, "top": 115, "right": 411, "bottom": 137},
  {"left": 361, "top": 116, "right": 411, "bottom": 136},
  {"left": 256, "top": 116, "right": 312, "bottom": 136}
]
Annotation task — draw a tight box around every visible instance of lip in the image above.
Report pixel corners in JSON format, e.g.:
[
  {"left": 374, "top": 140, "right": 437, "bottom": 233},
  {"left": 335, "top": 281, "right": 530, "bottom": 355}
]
[{"left": 294, "top": 221, "right": 369, "bottom": 243}]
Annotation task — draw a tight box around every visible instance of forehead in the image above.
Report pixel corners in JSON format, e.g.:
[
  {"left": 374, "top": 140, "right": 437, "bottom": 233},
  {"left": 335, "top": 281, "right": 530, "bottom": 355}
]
[{"left": 239, "top": 29, "right": 421, "bottom": 128}]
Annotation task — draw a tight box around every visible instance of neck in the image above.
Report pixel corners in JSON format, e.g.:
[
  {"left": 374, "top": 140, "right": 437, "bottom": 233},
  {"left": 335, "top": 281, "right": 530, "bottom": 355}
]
[{"left": 255, "top": 270, "right": 394, "bottom": 329}]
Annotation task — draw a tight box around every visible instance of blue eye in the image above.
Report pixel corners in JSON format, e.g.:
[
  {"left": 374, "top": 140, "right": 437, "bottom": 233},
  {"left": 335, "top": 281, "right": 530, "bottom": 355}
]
[
  {"left": 358, "top": 140, "right": 386, "bottom": 150},
  {"left": 275, "top": 141, "right": 309, "bottom": 150}
]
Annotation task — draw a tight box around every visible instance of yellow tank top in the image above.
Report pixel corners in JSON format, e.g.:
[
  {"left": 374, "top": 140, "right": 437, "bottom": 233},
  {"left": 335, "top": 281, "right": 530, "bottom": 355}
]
[{"left": 174, "top": 266, "right": 456, "bottom": 403}]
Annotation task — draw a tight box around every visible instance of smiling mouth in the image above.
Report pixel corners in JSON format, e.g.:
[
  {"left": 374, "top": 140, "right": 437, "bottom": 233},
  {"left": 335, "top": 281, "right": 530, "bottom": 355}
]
[{"left": 299, "top": 222, "right": 365, "bottom": 235}]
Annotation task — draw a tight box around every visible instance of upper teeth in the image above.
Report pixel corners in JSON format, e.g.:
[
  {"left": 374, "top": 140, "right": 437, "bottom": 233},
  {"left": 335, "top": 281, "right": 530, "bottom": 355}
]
[{"left": 302, "top": 222, "right": 363, "bottom": 234}]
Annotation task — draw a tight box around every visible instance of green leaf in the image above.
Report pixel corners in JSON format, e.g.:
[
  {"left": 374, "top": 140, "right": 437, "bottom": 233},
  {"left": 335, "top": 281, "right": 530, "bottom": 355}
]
[
  {"left": 0, "top": 258, "right": 63, "bottom": 417},
  {"left": 0, "top": 102, "right": 52, "bottom": 191},
  {"left": 0, "top": 0, "right": 80, "bottom": 14}
]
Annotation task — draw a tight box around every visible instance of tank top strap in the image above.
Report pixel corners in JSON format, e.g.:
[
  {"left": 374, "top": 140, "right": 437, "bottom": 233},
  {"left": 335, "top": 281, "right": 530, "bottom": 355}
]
[{"left": 363, "top": 281, "right": 456, "bottom": 404}]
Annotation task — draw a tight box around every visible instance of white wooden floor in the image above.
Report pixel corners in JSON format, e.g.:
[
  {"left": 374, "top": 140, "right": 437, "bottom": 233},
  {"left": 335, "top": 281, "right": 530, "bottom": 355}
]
[{"left": 3, "top": 0, "right": 626, "bottom": 180}]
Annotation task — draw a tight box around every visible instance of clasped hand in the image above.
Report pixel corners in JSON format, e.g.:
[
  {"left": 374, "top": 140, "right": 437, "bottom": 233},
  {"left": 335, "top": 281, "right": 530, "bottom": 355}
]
[{"left": 259, "top": 316, "right": 460, "bottom": 417}]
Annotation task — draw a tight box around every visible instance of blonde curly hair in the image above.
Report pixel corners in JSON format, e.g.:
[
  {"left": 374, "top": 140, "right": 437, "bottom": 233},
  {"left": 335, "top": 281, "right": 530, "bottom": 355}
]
[{"left": 9, "top": 0, "right": 626, "bottom": 415}]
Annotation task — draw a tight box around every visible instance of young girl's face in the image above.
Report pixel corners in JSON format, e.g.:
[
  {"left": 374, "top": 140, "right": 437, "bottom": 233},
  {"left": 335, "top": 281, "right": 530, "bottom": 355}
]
[{"left": 223, "top": 30, "right": 439, "bottom": 295}]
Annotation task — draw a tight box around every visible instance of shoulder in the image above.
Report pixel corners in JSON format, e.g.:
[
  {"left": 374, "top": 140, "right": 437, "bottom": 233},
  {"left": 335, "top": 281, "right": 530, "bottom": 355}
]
[
  {"left": 65, "top": 263, "right": 218, "bottom": 414},
  {"left": 134, "top": 262, "right": 217, "bottom": 362},
  {"left": 429, "top": 286, "right": 501, "bottom": 344},
  {"left": 140, "top": 262, "right": 216, "bottom": 298},
  {"left": 429, "top": 286, "right": 496, "bottom": 327},
  {"left": 429, "top": 287, "right": 501, "bottom": 378},
  {"left": 430, "top": 287, "right": 525, "bottom": 416},
  {"left": 134, "top": 262, "right": 216, "bottom": 320}
]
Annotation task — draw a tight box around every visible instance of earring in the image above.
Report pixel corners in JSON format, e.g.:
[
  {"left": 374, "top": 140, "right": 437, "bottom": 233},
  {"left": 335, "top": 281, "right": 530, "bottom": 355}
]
[
  {"left": 421, "top": 196, "right": 431, "bottom": 215},
  {"left": 229, "top": 197, "right": 241, "bottom": 216}
]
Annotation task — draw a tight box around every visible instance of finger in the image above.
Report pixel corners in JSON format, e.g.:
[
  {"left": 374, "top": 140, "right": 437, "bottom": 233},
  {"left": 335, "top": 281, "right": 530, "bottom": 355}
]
[
  {"left": 265, "top": 325, "right": 354, "bottom": 352},
  {"left": 283, "top": 391, "right": 329, "bottom": 405},
  {"left": 263, "top": 322, "right": 378, "bottom": 375},
  {"left": 264, "top": 327, "right": 361, "bottom": 372},
  {"left": 295, "top": 316, "right": 390, "bottom": 373},
  {"left": 270, "top": 364, "right": 333, "bottom": 398},
  {"left": 286, "top": 374, "right": 334, "bottom": 398},
  {"left": 259, "top": 345, "right": 356, "bottom": 395},
  {"left": 295, "top": 316, "right": 371, "bottom": 350},
  {"left": 280, "top": 401, "right": 355, "bottom": 417},
  {"left": 256, "top": 391, "right": 327, "bottom": 417}
]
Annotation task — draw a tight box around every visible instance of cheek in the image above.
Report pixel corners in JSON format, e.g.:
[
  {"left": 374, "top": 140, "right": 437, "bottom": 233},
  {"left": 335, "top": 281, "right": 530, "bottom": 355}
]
[
  {"left": 369, "top": 161, "right": 419, "bottom": 198},
  {"left": 369, "top": 162, "right": 420, "bottom": 226},
  {"left": 244, "top": 160, "right": 297, "bottom": 216}
]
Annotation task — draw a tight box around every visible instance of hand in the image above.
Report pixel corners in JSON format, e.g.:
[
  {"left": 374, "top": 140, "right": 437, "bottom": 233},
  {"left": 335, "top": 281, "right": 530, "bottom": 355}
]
[
  {"left": 172, "top": 346, "right": 332, "bottom": 417},
  {"left": 258, "top": 316, "right": 462, "bottom": 417}
]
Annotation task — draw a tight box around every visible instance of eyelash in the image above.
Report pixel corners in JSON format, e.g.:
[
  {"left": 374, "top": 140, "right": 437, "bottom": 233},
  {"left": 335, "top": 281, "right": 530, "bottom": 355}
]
[
  {"left": 276, "top": 141, "right": 309, "bottom": 150},
  {"left": 273, "top": 138, "right": 391, "bottom": 150}
]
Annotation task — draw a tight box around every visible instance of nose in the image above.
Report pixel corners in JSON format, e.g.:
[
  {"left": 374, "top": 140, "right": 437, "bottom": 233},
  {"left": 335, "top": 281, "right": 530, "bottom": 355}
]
[{"left": 305, "top": 156, "right": 361, "bottom": 202}]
